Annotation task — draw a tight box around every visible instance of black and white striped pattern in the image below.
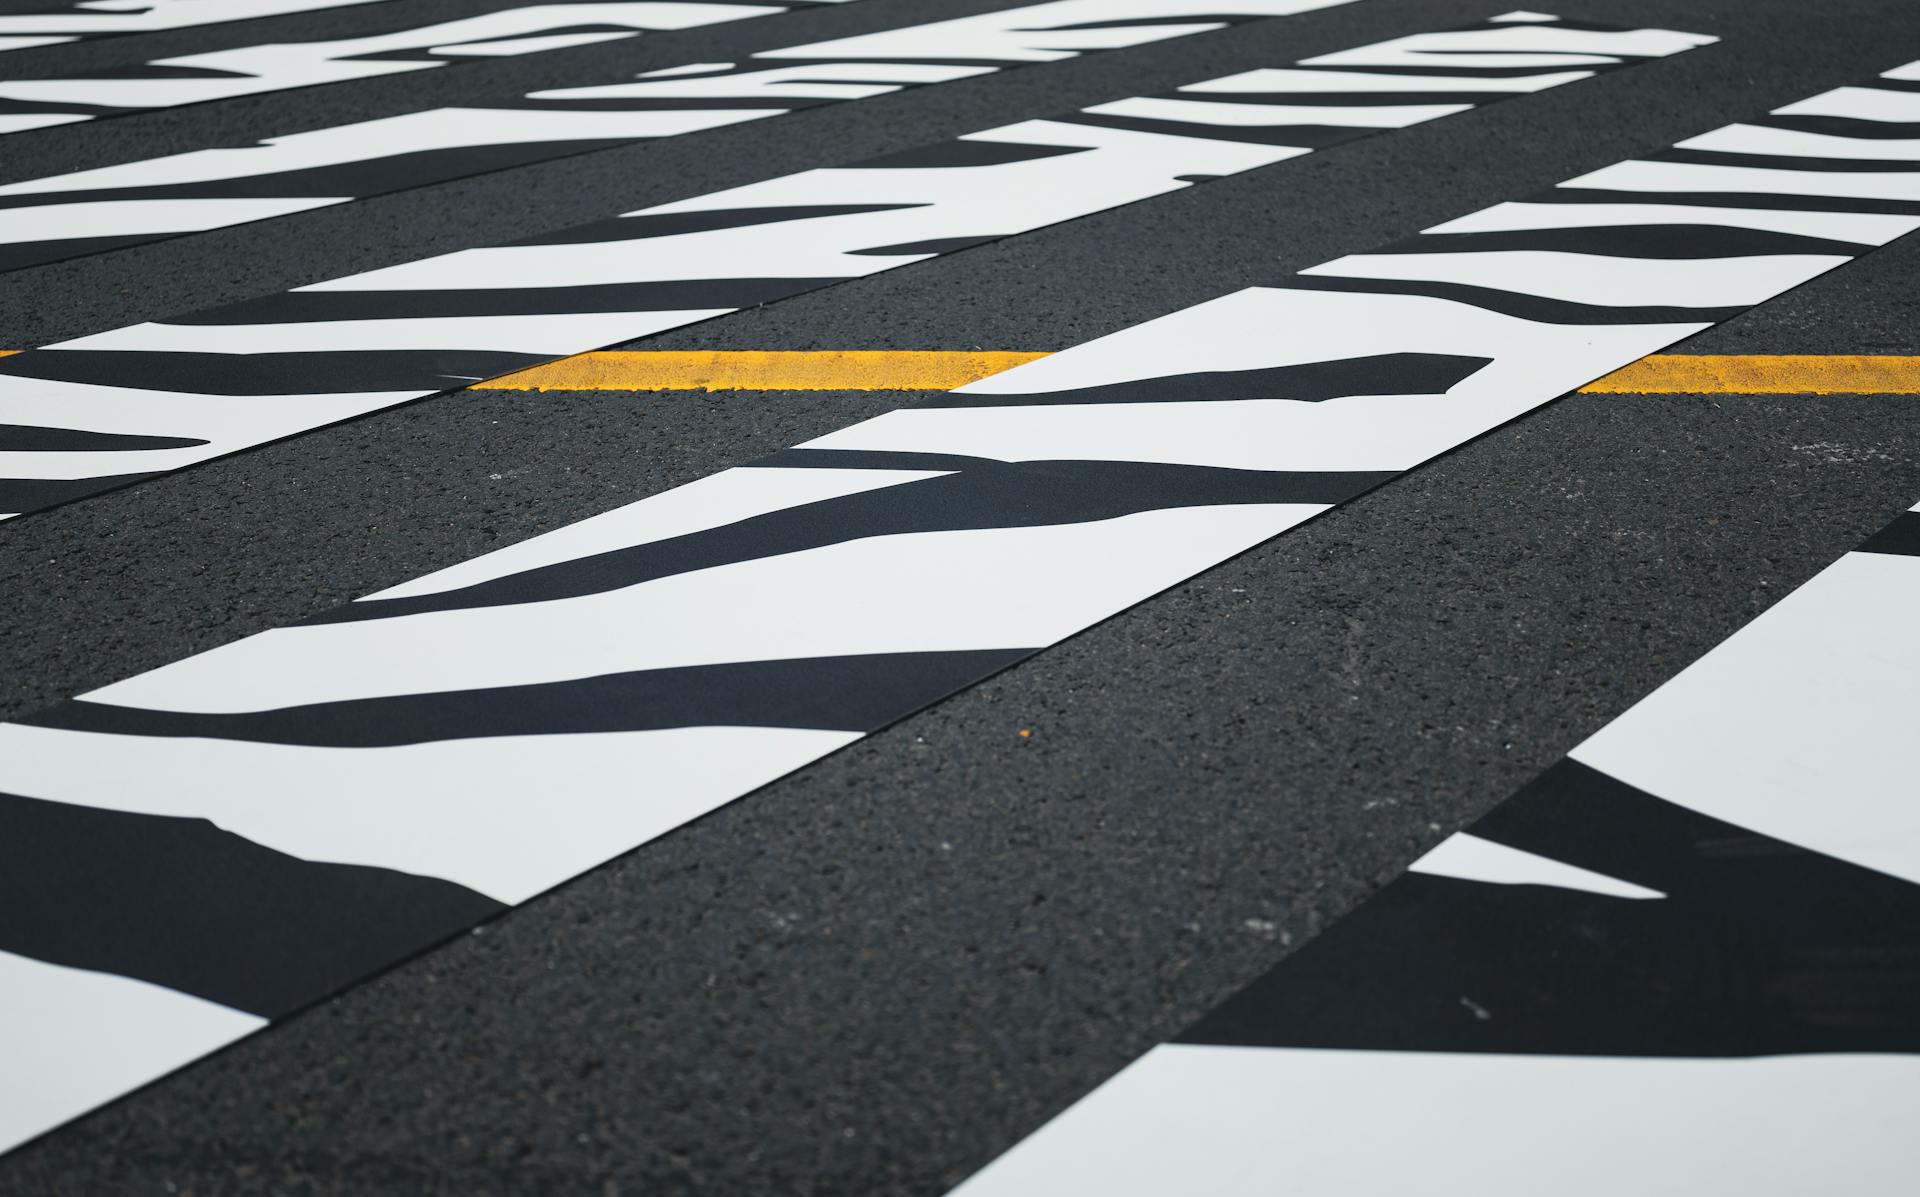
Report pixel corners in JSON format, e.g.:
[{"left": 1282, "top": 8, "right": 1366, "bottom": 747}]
[
  {"left": 0, "top": 0, "right": 392, "bottom": 54},
  {"left": 0, "top": 0, "right": 1378, "bottom": 273},
  {"left": 0, "top": 12, "right": 1709, "bottom": 520},
  {"left": 0, "top": 0, "right": 857, "bottom": 134},
  {"left": 26, "top": 43, "right": 1920, "bottom": 1161},
  {"left": 954, "top": 500, "right": 1920, "bottom": 1195}
]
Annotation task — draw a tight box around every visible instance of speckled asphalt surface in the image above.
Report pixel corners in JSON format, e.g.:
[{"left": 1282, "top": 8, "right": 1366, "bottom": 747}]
[{"left": 2, "top": 0, "right": 1918, "bottom": 1191}]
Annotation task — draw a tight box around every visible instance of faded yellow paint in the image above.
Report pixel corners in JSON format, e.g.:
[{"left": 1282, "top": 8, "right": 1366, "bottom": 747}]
[
  {"left": 477, "top": 349, "right": 1053, "bottom": 392},
  {"left": 1580, "top": 354, "right": 1920, "bottom": 394},
  {"left": 5, "top": 348, "right": 1919, "bottom": 393}
]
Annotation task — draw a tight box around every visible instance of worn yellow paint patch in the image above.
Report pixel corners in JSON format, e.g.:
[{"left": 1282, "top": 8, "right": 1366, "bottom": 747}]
[
  {"left": 1579, "top": 355, "right": 1920, "bottom": 394},
  {"left": 478, "top": 349, "right": 1053, "bottom": 392}
]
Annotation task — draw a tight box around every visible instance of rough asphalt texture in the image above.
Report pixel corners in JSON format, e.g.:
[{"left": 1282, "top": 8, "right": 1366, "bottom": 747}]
[{"left": 3, "top": 0, "right": 1919, "bottom": 1191}]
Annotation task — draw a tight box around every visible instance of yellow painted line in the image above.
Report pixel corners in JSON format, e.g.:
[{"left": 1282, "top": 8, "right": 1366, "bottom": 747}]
[
  {"left": 0, "top": 349, "right": 17, "bottom": 358},
  {"left": 4, "top": 348, "right": 1917, "bottom": 393},
  {"left": 479, "top": 349, "right": 1052, "bottom": 392},
  {"left": 467, "top": 350, "right": 1920, "bottom": 394},
  {"left": 1580, "top": 354, "right": 1920, "bottom": 394}
]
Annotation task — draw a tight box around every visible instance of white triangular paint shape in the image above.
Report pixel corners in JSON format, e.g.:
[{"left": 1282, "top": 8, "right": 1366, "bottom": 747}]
[{"left": 1407, "top": 832, "right": 1666, "bottom": 899}]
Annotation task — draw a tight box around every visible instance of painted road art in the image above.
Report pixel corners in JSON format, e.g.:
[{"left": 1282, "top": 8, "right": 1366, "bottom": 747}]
[
  {"left": 0, "top": 11, "right": 1706, "bottom": 519},
  {"left": 0, "top": 0, "right": 1376, "bottom": 273},
  {"left": 19, "top": 36, "right": 1920, "bottom": 1159},
  {"left": 955, "top": 499, "right": 1920, "bottom": 1195}
]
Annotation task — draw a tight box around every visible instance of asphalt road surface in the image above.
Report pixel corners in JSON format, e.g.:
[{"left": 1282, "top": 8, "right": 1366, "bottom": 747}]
[{"left": 2, "top": 0, "right": 1918, "bottom": 1191}]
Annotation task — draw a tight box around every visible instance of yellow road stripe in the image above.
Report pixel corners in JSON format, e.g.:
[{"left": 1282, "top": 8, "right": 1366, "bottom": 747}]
[
  {"left": 1580, "top": 354, "right": 1920, "bottom": 394},
  {"left": 480, "top": 349, "right": 1051, "bottom": 392},
  {"left": 3, "top": 348, "right": 1917, "bottom": 393},
  {"left": 469, "top": 351, "right": 1920, "bottom": 393}
]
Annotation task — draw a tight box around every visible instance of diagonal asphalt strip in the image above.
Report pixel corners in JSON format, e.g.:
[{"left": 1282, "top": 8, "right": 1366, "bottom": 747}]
[
  {"left": 953, "top": 496, "right": 1920, "bottom": 1196},
  {"left": 0, "top": 0, "right": 396, "bottom": 55},
  {"left": 4, "top": 46, "right": 1918, "bottom": 1158},
  {"left": 0, "top": 0, "right": 1375, "bottom": 274},
  {"left": 0, "top": 0, "right": 863, "bottom": 135},
  {"left": 0, "top": 10, "right": 1711, "bottom": 520}
]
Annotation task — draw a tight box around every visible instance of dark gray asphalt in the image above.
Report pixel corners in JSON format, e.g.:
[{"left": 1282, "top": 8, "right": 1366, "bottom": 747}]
[{"left": 3, "top": 0, "right": 1920, "bottom": 1191}]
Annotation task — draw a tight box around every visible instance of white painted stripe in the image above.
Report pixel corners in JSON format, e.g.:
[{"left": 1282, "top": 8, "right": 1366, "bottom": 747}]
[
  {"left": 1184, "top": 66, "right": 1592, "bottom": 94},
  {"left": 365, "top": 465, "right": 950, "bottom": 602},
  {"left": 1679, "top": 123, "right": 1920, "bottom": 163},
  {"left": 84, "top": 505, "right": 1317, "bottom": 714},
  {"left": 753, "top": 0, "right": 1350, "bottom": 64},
  {"left": 1304, "top": 250, "right": 1852, "bottom": 308},
  {"left": 1301, "top": 24, "right": 1715, "bottom": 71},
  {"left": 1086, "top": 95, "right": 1472, "bottom": 129},
  {"left": 0, "top": 724, "right": 858, "bottom": 904},
  {"left": 1571, "top": 549, "right": 1920, "bottom": 888},
  {"left": 1565, "top": 158, "right": 1920, "bottom": 201},
  {"left": 64, "top": 311, "right": 728, "bottom": 356},
  {"left": 957, "top": 1045, "right": 1920, "bottom": 1195},
  {"left": 1408, "top": 832, "right": 1665, "bottom": 899},
  {"left": 1426, "top": 201, "right": 1920, "bottom": 246},
  {"left": 0, "top": 197, "right": 343, "bottom": 244},
  {"left": 0, "top": 950, "right": 262, "bottom": 1155},
  {"left": 1774, "top": 85, "right": 1920, "bottom": 124}
]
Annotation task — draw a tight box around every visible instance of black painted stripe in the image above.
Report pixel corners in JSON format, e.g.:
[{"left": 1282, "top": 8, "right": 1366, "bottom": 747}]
[
  {"left": 1055, "top": 112, "right": 1366, "bottom": 149},
  {"left": 0, "top": 349, "right": 551, "bottom": 394},
  {"left": 0, "top": 424, "right": 208, "bottom": 453},
  {"left": 920, "top": 353, "right": 1490, "bottom": 408},
  {"left": 0, "top": 140, "right": 643, "bottom": 212},
  {"left": 1392, "top": 225, "right": 1871, "bottom": 258},
  {"left": 0, "top": 472, "right": 162, "bottom": 512},
  {"left": 312, "top": 457, "right": 1394, "bottom": 625},
  {"left": 856, "top": 139, "right": 1091, "bottom": 169},
  {"left": 167, "top": 278, "right": 845, "bottom": 325},
  {"left": 1283, "top": 274, "right": 1744, "bottom": 326},
  {"left": 509, "top": 205, "right": 926, "bottom": 247},
  {"left": 1177, "top": 760, "right": 1920, "bottom": 1057},
  {"left": 26, "top": 649, "right": 1039, "bottom": 747},
  {"left": 0, "top": 790, "right": 504, "bottom": 1018},
  {"left": 1544, "top": 187, "right": 1920, "bottom": 216},
  {"left": 1652, "top": 147, "right": 1920, "bottom": 174},
  {"left": 1757, "top": 114, "right": 1920, "bottom": 140},
  {"left": 1854, "top": 510, "right": 1920, "bottom": 557}
]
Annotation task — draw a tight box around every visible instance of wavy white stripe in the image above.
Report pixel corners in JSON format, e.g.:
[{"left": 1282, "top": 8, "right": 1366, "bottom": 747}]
[
  {"left": 1571, "top": 549, "right": 1920, "bottom": 888},
  {"left": 752, "top": 0, "right": 1345, "bottom": 63},
  {"left": 1085, "top": 95, "right": 1473, "bottom": 129},
  {"left": 0, "top": 1, "right": 819, "bottom": 131},
  {"left": 1774, "top": 85, "right": 1920, "bottom": 124},
  {"left": 1407, "top": 832, "right": 1665, "bottom": 899},
  {"left": 1426, "top": 201, "right": 1920, "bottom": 246},
  {"left": 0, "top": 724, "right": 859, "bottom": 904},
  {"left": 1565, "top": 159, "right": 1920, "bottom": 201},
  {"left": 0, "top": 950, "right": 262, "bottom": 1154},
  {"left": 303, "top": 122, "right": 1299, "bottom": 293},
  {"left": 1304, "top": 250, "right": 1853, "bottom": 308},
  {"left": 957, "top": 1046, "right": 1920, "bottom": 1195},
  {"left": 0, "top": 0, "right": 386, "bottom": 46},
  {"left": 1679, "top": 123, "right": 1920, "bottom": 163},
  {"left": 1300, "top": 23, "right": 1713, "bottom": 70},
  {"left": 364, "top": 465, "right": 948, "bottom": 602},
  {"left": 84, "top": 505, "right": 1316, "bottom": 713}
]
